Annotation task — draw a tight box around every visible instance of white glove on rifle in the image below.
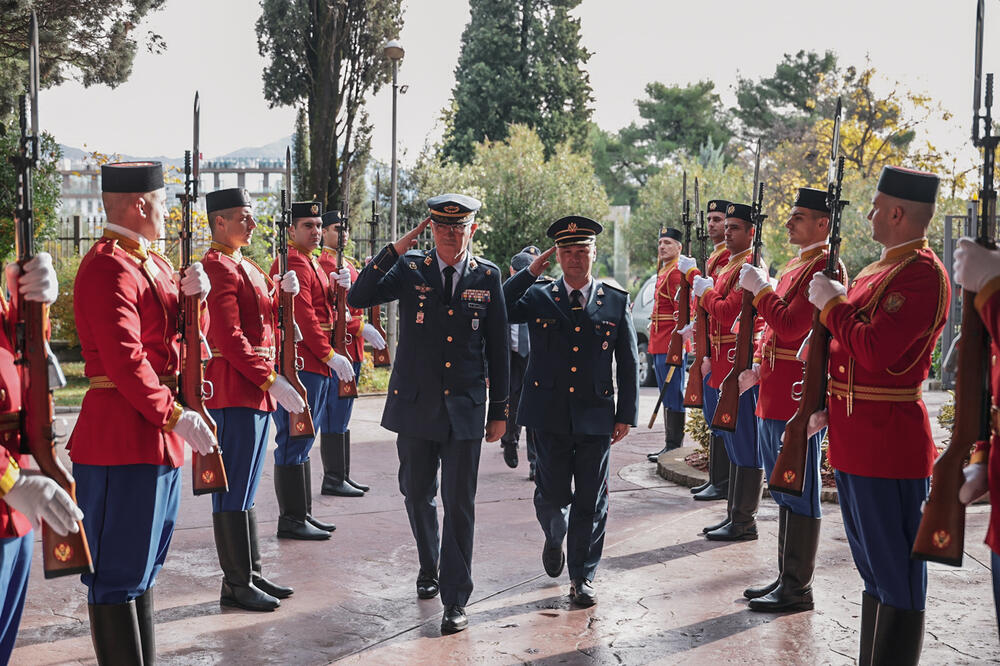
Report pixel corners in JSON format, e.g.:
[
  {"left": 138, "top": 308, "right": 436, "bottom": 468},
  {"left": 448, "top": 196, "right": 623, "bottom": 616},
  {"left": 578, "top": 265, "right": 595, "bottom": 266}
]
[
  {"left": 807, "top": 272, "right": 846, "bottom": 310},
  {"left": 275, "top": 270, "right": 300, "bottom": 296},
  {"left": 959, "top": 462, "right": 989, "bottom": 505},
  {"left": 3, "top": 472, "right": 82, "bottom": 536},
  {"left": 267, "top": 375, "right": 306, "bottom": 414},
  {"left": 692, "top": 275, "right": 714, "bottom": 297},
  {"left": 330, "top": 268, "right": 352, "bottom": 289},
  {"left": 173, "top": 409, "right": 217, "bottom": 456},
  {"left": 180, "top": 262, "right": 211, "bottom": 300},
  {"left": 327, "top": 352, "right": 356, "bottom": 383},
  {"left": 678, "top": 322, "right": 695, "bottom": 344},
  {"left": 739, "top": 263, "right": 770, "bottom": 296},
  {"left": 5, "top": 252, "right": 58, "bottom": 305},
  {"left": 677, "top": 255, "right": 697, "bottom": 276},
  {"left": 954, "top": 237, "right": 1000, "bottom": 293},
  {"left": 362, "top": 323, "right": 387, "bottom": 350}
]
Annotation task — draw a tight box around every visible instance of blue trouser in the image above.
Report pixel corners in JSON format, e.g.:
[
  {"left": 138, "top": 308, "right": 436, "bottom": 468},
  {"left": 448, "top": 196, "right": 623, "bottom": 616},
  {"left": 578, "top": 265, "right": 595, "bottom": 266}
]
[
  {"left": 323, "top": 361, "right": 361, "bottom": 433},
  {"left": 653, "top": 353, "right": 686, "bottom": 412},
  {"left": 992, "top": 550, "right": 1000, "bottom": 639},
  {"left": 0, "top": 533, "right": 32, "bottom": 661},
  {"left": 273, "top": 369, "right": 329, "bottom": 465},
  {"left": 75, "top": 463, "right": 181, "bottom": 604},
  {"left": 835, "top": 470, "right": 929, "bottom": 610},
  {"left": 396, "top": 434, "right": 482, "bottom": 607},
  {"left": 702, "top": 372, "right": 720, "bottom": 435},
  {"left": 533, "top": 431, "right": 611, "bottom": 583},
  {"left": 758, "top": 417, "right": 823, "bottom": 517},
  {"left": 720, "top": 386, "right": 759, "bottom": 467},
  {"left": 210, "top": 407, "right": 270, "bottom": 513}
]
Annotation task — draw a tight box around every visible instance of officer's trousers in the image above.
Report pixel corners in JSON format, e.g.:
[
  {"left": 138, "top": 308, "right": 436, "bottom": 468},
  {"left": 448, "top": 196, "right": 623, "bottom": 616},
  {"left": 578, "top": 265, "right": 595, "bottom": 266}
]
[
  {"left": 835, "top": 470, "right": 929, "bottom": 610},
  {"left": 502, "top": 352, "right": 536, "bottom": 466},
  {"left": 720, "top": 386, "right": 759, "bottom": 468},
  {"left": 75, "top": 463, "right": 181, "bottom": 604},
  {"left": 702, "top": 371, "right": 720, "bottom": 434},
  {"left": 322, "top": 361, "right": 361, "bottom": 434},
  {"left": 273, "top": 369, "right": 329, "bottom": 465},
  {"left": 758, "top": 417, "right": 823, "bottom": 517},
  {"left": 533, "top": 431, "right": 611, "bottom": 583},
  {"left": 396, "top": 434, "right": 482, "bottom": 607},
  {"left": 210, "top": 407, "right": 270, "bottom": 513},
  {"left": 0, "top": 532, "right": 32, "bottom": 661},
  {"left": 652, "top": 352, "right": 686, "bottom": 412}
]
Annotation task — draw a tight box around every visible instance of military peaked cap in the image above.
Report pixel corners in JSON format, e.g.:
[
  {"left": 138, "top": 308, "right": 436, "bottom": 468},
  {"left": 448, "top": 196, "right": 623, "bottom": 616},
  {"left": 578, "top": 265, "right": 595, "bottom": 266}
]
[
  {"left": 291, "top": 201, "right": 323, "bottom": 219},
  {"left": 511, "top": 245, "right": 541, "bottom": 271},
  {"left": 101, "top": 162, "right": 163, "bottom": 193},
  {"left": 321, "top": 211, "right": 345, "bottom": 228},
  {"left": 877, "top": 166, "right": 940, "bottom": 204},
  {"left": 427, "top": 193, "right": 482, "bottom": 224},
  {"left": 725, "top": 203, "right": 753, "bottom": 223},
  {"left": 659, "top": 227, "right": 682, "bottom": 241},
  {"left": 547, "top": 216, "right": 603, "bottom": 247},
  {"left": 706, "top": 199, "right": 731, "bottom": 215},
  {"left": 794, "top": 187, "right": 830, "bottom": 214},
  {"left": 206, "top": 188, "right": 252, "bottom": 215}
]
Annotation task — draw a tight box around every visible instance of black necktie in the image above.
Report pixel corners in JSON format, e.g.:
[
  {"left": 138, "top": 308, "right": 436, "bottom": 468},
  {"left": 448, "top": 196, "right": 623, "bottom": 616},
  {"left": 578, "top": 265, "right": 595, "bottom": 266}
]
[
  {"left": 443, "top": 265, "right": 456, "bottom": 305},
  {"left": 570, "top": 289, "right": 584, "bottom": 322}
]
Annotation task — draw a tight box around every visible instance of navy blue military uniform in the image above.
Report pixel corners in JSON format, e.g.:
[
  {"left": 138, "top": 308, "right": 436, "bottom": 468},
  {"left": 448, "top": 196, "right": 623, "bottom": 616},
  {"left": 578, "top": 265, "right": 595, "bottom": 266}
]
[{"left": 347, "top": 216, "right": 508, "bottom": 616}]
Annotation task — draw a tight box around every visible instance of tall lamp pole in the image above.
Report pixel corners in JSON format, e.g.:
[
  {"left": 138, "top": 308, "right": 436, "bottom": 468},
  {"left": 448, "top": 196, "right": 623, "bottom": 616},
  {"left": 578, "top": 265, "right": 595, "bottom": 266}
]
[{"left": 383, "top": 39, "right": 404, "bottom": 360}]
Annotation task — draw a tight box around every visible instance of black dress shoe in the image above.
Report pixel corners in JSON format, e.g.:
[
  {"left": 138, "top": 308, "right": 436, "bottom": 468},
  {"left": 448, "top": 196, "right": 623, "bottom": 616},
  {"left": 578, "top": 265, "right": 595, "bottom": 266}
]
[
  {"left": 502, "top": 443, "right": 519, "bottom": 469},
  {"left": 542, "top": 541, "right": 565, "bottom": 578},
  {"left": 416, "top": 570, "right": 439, "bottom": 599},
  {"left": 569, "top": 579, "right": 596, "bottom": 607},
  {"left": 441, "top": 605, "right": 468, "bottom": 633}
]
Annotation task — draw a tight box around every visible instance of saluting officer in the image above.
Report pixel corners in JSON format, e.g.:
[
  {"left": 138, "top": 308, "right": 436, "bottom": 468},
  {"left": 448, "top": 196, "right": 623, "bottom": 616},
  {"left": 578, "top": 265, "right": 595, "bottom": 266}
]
[
  {"left": 318, "top": 210, "right": 387, "bottom": 497},
  {"left": 686, "top": 203, "right": 763, "bottom": 541},
  {"left": 268, "top": 201, "right": 352, "bottom": 541},
  {"left": 737, "top": 187, "right": 845, "bottom": 612},
  {"left": 201, "top": 187, "right": 305, "bottom": 611},
  {"left": 807, "top": 167, "right": 949, "bottom": 664},
  {"left": 503, "top": 216, "right": 639, "bottom": 608},
  {"left": 646, "top": 226, "right": 686, "bottom": 461},
  {"left": 0, "top": 255, "right": 82, "bottom": 661},
  {"left": 70, "top": 162, "right": 217, "bottom": 664},
  {"left": 347, "top": 194, "right": 509, "bottom": 635},
  {"left": 678, "top": 199, "right": 732, "bottom": 502}
]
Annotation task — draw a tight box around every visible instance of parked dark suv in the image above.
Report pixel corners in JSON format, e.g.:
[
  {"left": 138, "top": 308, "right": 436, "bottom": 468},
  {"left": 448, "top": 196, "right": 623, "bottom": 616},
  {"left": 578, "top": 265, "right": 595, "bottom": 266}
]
[{"left": 630, "top": 274, "right": 659, "bottom": 387}]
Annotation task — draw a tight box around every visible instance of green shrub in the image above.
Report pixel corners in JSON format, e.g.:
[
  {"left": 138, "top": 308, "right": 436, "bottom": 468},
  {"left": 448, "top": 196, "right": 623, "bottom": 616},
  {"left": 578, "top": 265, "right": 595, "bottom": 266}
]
[{"left": 50, "top": 256, "right": 82, "bottom": 347}]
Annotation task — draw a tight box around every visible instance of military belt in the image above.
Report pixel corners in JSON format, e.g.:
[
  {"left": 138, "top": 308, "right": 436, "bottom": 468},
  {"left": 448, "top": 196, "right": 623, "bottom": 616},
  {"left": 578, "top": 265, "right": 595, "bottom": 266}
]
[
  {"left": 89, "top": 374, "right": 178, "bottom": 391},
  {"left": 764, "top": 345, "right": 801, "bottom": 367},
  {"left": 827, "top": 379, "right": 921, "bottom": 403},
  {"left": 319, "top": 324, "right": 333, "bottom": 331},
  {"left": 0, "top": 412, "right": 19, "bottom": 432},
  {"left": 211, "top": 346, "right": 275, "bottom": 362}
]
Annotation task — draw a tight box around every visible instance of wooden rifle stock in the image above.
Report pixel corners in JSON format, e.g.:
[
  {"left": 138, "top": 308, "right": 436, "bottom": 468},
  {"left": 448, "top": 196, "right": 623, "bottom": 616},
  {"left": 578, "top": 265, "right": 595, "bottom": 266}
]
[
  {"left": 369, "top": 305, "right": 391, "bottom": 367},
  {"left": 712, "top": 288, "right": 754, "bottom": 432},
  {"left": 665, "top": 280, "right": 689, "bottom": 367},
  {"left": 280, "top": 289, "right": 315, "bottom": 438},
  {"left": 333, "top": 269, "right": 358, "bottom": 399},
  {"left": 683, "top": 300, "right": 707, "bottom": 408}
]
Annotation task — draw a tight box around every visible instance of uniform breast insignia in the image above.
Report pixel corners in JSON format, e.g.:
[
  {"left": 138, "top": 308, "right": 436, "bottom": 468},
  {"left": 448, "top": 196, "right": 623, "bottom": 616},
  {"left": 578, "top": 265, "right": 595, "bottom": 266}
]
[
  {"left": 472, "top": 318, "right": 480, "bottom": 331},
  {"left": 597, "top": 286, "right": 604, "bottom": 296},
  {"left": 551, "top": 283, "right": 559, "bottom": 293},
  {"left": 424, "top": 256, "right": 433, "bottom": 266},
  {"left": 601, "top": 320, "right": 617, "bottom": 327},
  {"left": 469, "top": 259, "right": 478, "bottom": 271},
  {"left": 882, "top": 291, "right": 905, "bottom": 313},
  {"left": 416, "top": 311, "right": 425, "bottom": 324},
  {"left": 409, "top": 261, "right": 418, "bottom": 270},
  {"left": 415, "top": 284, "right": 434, "bottom": 294},
  {"left": 602, "top": 341, "right": 609, "bottom": 350},
  {"left": 461, "top": 289, "right": 490, "bottom": 303}
]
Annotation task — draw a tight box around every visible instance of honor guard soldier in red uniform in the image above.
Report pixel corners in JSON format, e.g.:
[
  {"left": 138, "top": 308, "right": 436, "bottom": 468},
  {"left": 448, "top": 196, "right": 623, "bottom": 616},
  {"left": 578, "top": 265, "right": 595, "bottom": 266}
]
[
  {"left": 686, "top": 203, "right": 763, "bottom": 541},
  {"left": 268, "top": 202, "right": 353, "bottom": 540},
  {"left": 0, "top": 256, "right": 83, "bottom": 661},
  {"left": 808, "top": 166, "right": 949, "bottom": 664},
  {"left": 318, "top": 210, "right": 386, "bottom": 496},
  {"left": 348, "top": 194, "right": 509, "bottom": 634},
  {"left": 70, "top": 162, "right": 218, "bottom": 664},
  {"left": 954, "top": 234, "right": 1000, "bottom": 639},
  {"left": 646, "top": 227, "right": 687, "bottom": 461},
  {"left": 737, "top": 187, "right": 846, "bottom": 612},
  {"left": 201, "top": 187, "right": 306, "bottom": 611},
  {"left": 678, "top": 199, "right": 732, "bottom": 502}
]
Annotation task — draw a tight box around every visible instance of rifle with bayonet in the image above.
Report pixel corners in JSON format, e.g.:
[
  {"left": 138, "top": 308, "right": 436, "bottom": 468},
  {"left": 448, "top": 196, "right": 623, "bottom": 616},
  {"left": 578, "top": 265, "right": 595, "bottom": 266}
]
[
  {"left": 912, "top": 0, "right": 996, "bottom": 565},
  {"left": 13, "top": 12, "right": 93, "bottom": 578},
  {"left": 277, "top": 147, "right": 315, "bottom": 438},
  {"left": 713, "top": 140, "right": 766, "bottom": 431},
  {"left": 684, "top": 179, "right": 708, "bottom": 408},
  {"left": 333, "top": 170, "right": 358, "bottom": 399},
  {"left": 770, "top": 99, "right": 849, "bottom": 497},
  {"left": 178, "top": 92, "right": 227, "bottom": 496},
  {"left": 368, "top": 173, "right": 391, "bottom": 367}
]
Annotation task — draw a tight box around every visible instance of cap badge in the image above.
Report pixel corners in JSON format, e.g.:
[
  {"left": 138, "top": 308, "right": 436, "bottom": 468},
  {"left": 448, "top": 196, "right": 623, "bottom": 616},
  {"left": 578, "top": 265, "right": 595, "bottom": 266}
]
[
  {"left": 444, "top": 205, "right": 460, "bottom": 213},
  {"left": 727, "top": 204, "right": 736, "bottom": 215},
  {"left": 310, "top": 204, "right": 319, "bottom": 214},
  {"left": 567, "top": 222, "right": 578, "bottom": 233},
  {"left": 709, "top": 202, "right": 717, "bottom": 210}
]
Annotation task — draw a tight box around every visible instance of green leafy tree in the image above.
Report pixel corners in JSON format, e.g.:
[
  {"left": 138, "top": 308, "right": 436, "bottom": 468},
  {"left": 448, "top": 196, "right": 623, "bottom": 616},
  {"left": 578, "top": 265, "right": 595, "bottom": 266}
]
[
  {"left": 257, "top": 0, "right": 402, "bottom": 208},
  {"left": 443, "top": 0, "right": 593, "bottom": 164},
  {"left": 0, "top": 117, "right": 61, "bottom": 263},
  {"left": 292, "top": 106, "right": 310, "bottom": 199}
]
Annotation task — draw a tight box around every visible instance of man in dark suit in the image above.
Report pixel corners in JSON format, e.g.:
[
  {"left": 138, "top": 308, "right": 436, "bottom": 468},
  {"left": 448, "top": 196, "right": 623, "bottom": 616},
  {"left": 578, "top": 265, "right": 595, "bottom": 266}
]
[
  {"left": 503, "top": 216, "right": 639, "bottom": 607},
  {"left": 347, "top": 193, "right": 509, "bottom": 635},
  {"left": 501, "top": 246, "right": 540, "bottom": 478}
]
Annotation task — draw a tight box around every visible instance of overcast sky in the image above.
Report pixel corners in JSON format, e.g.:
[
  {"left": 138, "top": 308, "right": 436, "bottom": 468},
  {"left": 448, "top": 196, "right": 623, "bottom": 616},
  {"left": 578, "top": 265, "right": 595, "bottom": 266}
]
[{"left": 40, "top": 0, "right": 994, "bottom": 171}]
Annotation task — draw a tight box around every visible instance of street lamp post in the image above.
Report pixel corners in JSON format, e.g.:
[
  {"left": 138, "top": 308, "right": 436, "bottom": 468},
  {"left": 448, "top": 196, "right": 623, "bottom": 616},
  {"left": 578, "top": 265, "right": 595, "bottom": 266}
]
[{"left": 384, "top": 39, "right": 404, "bottom": 361}]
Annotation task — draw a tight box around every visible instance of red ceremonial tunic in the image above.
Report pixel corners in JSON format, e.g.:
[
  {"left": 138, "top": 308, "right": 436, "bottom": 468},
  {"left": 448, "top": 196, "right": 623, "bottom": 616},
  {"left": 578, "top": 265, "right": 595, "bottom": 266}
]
[
  {"left": 752, "top": 244, "right": 845, "bottom": 420},
  {"left": 269, "top": 242, "right": 335, "bottom": 377},
  {"left": 0, "top": 293, "right": 32, "bottom": 537},
  {"left": 687, "top": 244, "right": 731, "bottom": 357},
  {"left": 202, "top": 242, "right": 278, "bottom": 412},
  {"left": 69, "top": 231, "right": 188, "bottom": 467},
  {"left": 700, "top": 248, "right": 753, "bottom": 389},
  {"left": 820, "top": 239, "right": 949, "bottom": 479},
  {"left": 317, "top": 248, "right": 364, "bottom": 363},
  {"left": 648, "top": 259, "right": 683, "bottom": 354},
  {"left": 971, "top": 275, "right": 1000, "bottom": 554}
]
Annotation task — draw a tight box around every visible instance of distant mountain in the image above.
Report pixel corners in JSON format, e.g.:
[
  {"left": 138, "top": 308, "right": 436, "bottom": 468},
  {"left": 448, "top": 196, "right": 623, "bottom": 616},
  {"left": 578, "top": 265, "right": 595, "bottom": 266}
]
[{"left": 57, "top": 134, "right": 293, "bottom": 165}]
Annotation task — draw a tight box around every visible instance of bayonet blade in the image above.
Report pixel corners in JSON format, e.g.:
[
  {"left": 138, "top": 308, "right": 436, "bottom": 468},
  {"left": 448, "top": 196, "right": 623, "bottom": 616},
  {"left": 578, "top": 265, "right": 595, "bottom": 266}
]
[
  {"left": 829, "top": 98, "right": 842, "bottom": 185},
  {"left": 694, "top": 177, "right": 700, "bottom": 220},
  {"left": 976, "top": 0, "right": 985, "bottom": 113},
  {"left": 192, "top": 92, "right": 200, "bottom": 199},
  {"left": 751, "top": 138, "right": 762, "bottom": 200},
  {"left": 28, "top": 11, "right": 39, "bottom": 138},
  {"left": 285, "top": 146, "right": 292, "bottom": 207},
  {"left": 682, "top": 170, "right": 687, "bottom": 218}
]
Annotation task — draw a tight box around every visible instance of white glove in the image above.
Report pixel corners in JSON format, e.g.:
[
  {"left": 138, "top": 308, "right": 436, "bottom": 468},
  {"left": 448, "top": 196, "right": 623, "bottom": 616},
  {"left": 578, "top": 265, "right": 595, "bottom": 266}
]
[
  {"left": 327, "top": 352, "right": 356, "bottom": 382},
  {"left": 5, "top": 252, "right": 58, "bottom": 304},
  {"left": 678, "top": 322, "right": 694, "bottom": 344},
  {"left": 677, "top": 255, "right": 697, "bottom": 275},
  {"left": 267, "top": 375, "right": 306, "bottom": 414},
  {"left": 362, "top": 323, "right": 387, "bottom": 350},
  {"left": 738, "top": 363, "right": 761, "bottom": 395},
  {"left": 330, "top": 268, "right": 352, "bottom": 289},
  {"left": 276, "top": 270, "right": 300, "bottom": 296},
  {"left": 173, "top": 409, "right": 217, "bottom": 456},
  {"left": 807, "top": 272, "right": 846, "bottom": 310},
  {"left": 954, "top": 237, "right": 1000, "bottom": 293},
  {"left": 180, "top": 262, "right": 211, "bottom": 300},
  {"left": 739, "top": 263, "right": 769, "bottom": 296},
  {"left": 3, "top": 473, "right": 82, "bottom": 536},
  {"left": 806, "top": 409, "right": 829, "bottom": 438},
  {"left": 692, "top": 275, "right": 714, "bottom": 297},
  {"left": 959, "top": 462, "right": 989, "bottom": 505}
]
